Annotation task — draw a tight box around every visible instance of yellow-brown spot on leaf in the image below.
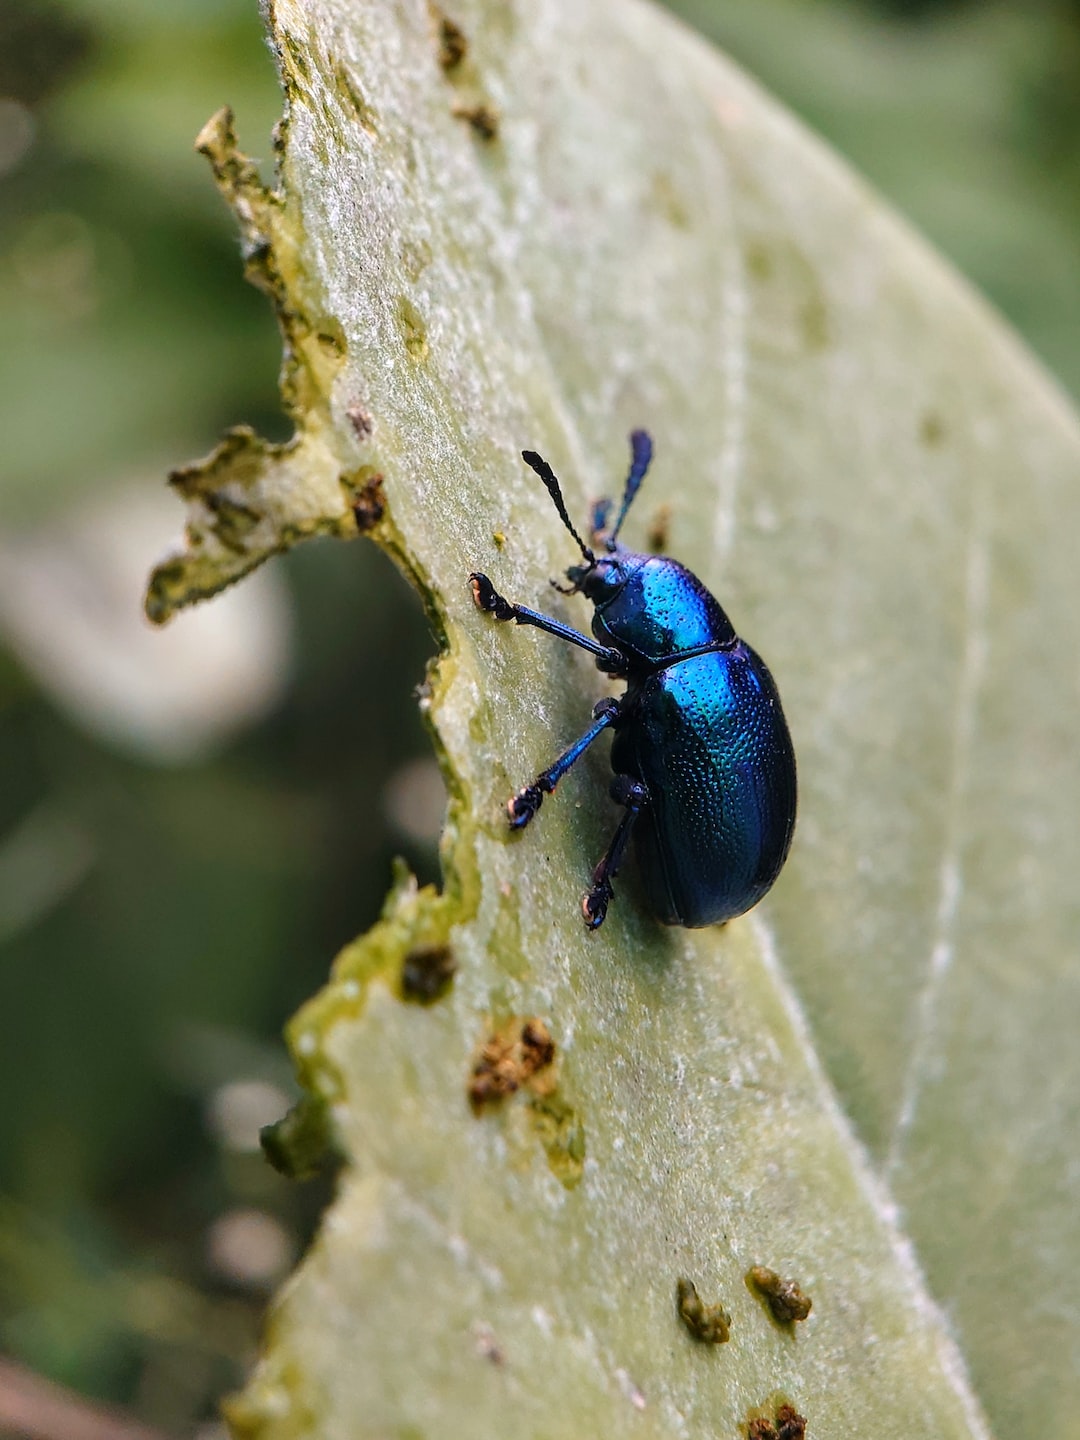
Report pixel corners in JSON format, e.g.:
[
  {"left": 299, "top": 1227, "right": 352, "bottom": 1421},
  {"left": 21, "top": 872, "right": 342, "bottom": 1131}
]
[
  {"left": 529, "top": 1089, "right": 586, "bottom": 1189},
  {"left": 436, "top": 10, "right": 468, "bottom": 71},
  {"left": 746, "top": 1265, "right": 812, "bottom": 1324},
  {"left": 746, "top": 1400, "right": 808, "bottom": 1440},
  {"left": 400, "top": 236, "right": 434, "bottom": 281},
  {"left": 452, "top": 101, "right": 499, "bottom": 141},
  {"left": 775, "top": 1404, "right": 808, "bottom": 1440},
  {"left": 675, "top": 1277, "right": 731, "bottom": 1344},
  {"left": 395, "top": 295, "right": 430, "bottom": 361},
  {"left": 469, "top": 1017, "right": 555, "bottom": 1111}
]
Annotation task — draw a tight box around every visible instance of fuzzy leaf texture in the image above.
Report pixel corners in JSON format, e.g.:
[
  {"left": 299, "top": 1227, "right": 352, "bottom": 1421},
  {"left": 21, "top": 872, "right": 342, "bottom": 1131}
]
[{"left": 147, "top": 1, "right": 1080, "bottom": 1436}]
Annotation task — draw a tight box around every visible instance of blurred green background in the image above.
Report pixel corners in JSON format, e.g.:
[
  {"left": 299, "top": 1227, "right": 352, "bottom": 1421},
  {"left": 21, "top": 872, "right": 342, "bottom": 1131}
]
[{"left": 1, "top": 0, "right": 1078, "bottom": 1433}]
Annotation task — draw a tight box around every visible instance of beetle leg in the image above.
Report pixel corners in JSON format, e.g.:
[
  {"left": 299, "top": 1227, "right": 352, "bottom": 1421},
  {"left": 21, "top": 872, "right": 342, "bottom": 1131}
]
[
  {"left": 507, "top": 699, "right": 621, "bottom": 828},
  {"left": 582, "top": 775, "right": 649, "bottom": 929},
  {"left": 469, "top": 572, "right": 627, "bottom": 675}
]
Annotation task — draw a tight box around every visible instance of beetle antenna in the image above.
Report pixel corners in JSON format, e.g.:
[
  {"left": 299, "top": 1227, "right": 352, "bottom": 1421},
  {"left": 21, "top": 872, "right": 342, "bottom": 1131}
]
[
  {"left": 521, "top": 449, "right": 595, "bottom": 565},
  {"left": 607, "top": 429, "right": 653, "bottom": 549}
]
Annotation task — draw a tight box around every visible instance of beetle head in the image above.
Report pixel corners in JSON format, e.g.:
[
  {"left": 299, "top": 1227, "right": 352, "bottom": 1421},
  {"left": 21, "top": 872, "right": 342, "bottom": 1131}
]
[{"left": 565, "top": 551, "right": 637, "bottom": 603}]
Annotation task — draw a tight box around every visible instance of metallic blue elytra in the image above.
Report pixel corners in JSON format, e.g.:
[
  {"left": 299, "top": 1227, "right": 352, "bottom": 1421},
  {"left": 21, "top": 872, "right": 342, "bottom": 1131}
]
[{"left": 470, "top": 431, "right": 796, "bottom": 930}]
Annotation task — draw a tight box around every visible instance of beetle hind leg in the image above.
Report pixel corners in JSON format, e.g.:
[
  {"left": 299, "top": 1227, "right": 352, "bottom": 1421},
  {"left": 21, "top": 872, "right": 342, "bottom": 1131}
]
[{"left": 583, "top": 775, "right": 649, "bottom": 929}]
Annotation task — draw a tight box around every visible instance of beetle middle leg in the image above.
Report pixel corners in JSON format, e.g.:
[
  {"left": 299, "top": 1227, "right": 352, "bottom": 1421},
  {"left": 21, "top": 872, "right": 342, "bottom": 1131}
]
[
  {"left": 507, "top": 698, "right": 621, "bottom": 828},
  {"left": 583, "top": 775, "right": 649, "bottom": 929}
]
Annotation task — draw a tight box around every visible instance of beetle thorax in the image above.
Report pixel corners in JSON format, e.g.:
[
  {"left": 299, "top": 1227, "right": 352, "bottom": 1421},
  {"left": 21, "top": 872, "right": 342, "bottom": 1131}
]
[{"left": 573, "top": 551, "right": 737, "bottom": 664}]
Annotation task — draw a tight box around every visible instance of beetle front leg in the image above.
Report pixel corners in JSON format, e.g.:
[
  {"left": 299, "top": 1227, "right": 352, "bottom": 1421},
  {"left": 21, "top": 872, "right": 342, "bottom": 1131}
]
[
  {"left": 508, "top": 699, "right": 621, "bottom": 828},
  {"left": 469, "top": 572, "right": 627, "bottom": 675},
  {"left": 583, "top": 775, "right": 649, "bottom": 929}
]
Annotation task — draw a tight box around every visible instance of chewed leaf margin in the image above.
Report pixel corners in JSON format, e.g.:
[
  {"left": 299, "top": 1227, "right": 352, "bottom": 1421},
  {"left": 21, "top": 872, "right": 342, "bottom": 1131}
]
[{"left": 144, "top": 108, "right": 379, "bottom": 624}]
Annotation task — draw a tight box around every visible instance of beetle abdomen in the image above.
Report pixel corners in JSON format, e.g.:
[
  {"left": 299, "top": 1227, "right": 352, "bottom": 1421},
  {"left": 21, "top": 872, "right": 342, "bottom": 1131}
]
[{"left": 613, "top": 645, "right": 797, "bottom": 927}]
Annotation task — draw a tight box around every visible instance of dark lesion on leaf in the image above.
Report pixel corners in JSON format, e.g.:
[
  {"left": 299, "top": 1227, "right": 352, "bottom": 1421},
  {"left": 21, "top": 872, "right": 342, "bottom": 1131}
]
[
  {"left": 346, "top": 470, "right": 386, "bottom": 532},
  {"left": 401, "top": 943, "right": 457, "bottom": 1003},
  {"left": 452, "top": 101, "right": 500, "bottom": 141},
  {"left": 746, "top": 1266, "right": 812, "bottom": 1326},
  {"left": 468, "top": 1017, "right": 556, "bottom": 1111},
  {"left": 432, "top": 6, "right": 468, "bottom": 71},
  {"left": 746, "top": 1401, "right": 807, "bottom": 1440},
  {"left": 427, "top": 6, "right": 498, "bottom": 142},
  {"left": 675, "top": 1277, "right": 731, "bottom": 1344}
]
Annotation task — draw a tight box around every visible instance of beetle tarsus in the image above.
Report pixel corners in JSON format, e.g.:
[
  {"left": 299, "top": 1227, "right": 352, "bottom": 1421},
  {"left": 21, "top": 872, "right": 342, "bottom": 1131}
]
[
  {"left": 470, "top": 571, "right": 515, "bottom": 621},
  {"left": 582, "top": 879, "right": 613, "bottom": 928},
  {"left": 508, "top": 783, "right": 545, "bottom": 827}
]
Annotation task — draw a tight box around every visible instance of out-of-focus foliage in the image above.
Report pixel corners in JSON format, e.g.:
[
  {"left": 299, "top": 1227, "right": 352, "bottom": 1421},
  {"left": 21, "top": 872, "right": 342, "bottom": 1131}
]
[
  {"left": 670, "top": 0, "right": 1080, "bottom": 402},
  {"left": 0, "top": 0, "right": 284, "bottom": 519},
  {"left": 1, "top": 0, "right": 1079, "bottom": 1433}
]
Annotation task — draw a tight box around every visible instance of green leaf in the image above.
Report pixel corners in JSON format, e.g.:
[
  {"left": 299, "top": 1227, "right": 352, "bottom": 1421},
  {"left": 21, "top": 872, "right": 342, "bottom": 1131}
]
[{"left": 149, "top": 1, "right": 1080, "bottom": 1436}]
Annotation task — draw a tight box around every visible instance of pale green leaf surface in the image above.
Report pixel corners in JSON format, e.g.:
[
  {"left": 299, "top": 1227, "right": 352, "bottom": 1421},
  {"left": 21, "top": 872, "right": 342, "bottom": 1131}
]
[{"left": 149, "top": 1, "right": 1080, "bottom": 1436}]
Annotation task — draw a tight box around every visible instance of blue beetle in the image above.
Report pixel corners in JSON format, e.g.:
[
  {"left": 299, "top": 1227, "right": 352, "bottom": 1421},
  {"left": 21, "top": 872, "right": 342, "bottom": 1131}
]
[{"left": 470, "top": 431, "right": 796, "bottom": 929}]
